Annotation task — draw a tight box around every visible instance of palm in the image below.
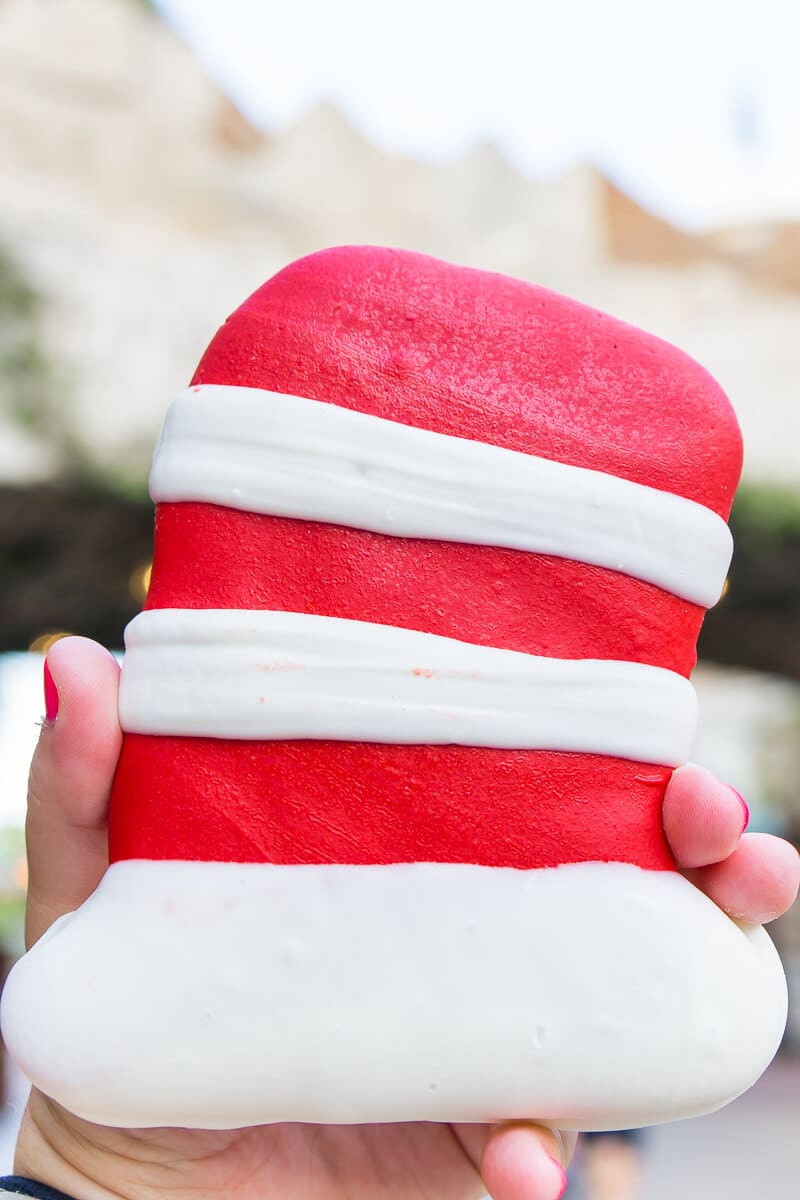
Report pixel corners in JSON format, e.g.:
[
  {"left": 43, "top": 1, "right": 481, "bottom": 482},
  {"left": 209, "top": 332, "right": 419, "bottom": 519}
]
[{"left": 22, "top": 1092, "right": 486, "bottom": 1200}]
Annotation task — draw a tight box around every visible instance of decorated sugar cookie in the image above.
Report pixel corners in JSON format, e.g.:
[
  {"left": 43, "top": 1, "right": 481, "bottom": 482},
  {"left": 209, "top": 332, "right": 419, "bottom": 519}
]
[{"left": 2, "top": 247, "right": 787, "bottom": 1130}]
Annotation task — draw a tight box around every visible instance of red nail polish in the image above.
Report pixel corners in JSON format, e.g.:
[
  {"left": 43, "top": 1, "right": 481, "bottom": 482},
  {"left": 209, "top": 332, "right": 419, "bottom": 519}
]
[
  {"left": 43, "top": 659, "right": 59, "bottom": 722},
  {"left": 729, "top": 786, "right": 749, "bottom": 833},
  {"left": 550, "top": 1159, "right": 568, "bottom": 1198}
]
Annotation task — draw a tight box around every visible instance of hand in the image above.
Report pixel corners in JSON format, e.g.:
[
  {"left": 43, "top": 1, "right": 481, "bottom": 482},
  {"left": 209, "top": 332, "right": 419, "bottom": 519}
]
[{"left": 14, "top": 637, "right": 800, "bottom": 1200}]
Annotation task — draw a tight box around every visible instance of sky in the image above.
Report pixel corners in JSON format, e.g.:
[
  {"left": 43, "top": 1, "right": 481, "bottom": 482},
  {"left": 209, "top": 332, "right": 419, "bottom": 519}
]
[{"left": 154, "top": 0, "right": 800, "bottom": 229}]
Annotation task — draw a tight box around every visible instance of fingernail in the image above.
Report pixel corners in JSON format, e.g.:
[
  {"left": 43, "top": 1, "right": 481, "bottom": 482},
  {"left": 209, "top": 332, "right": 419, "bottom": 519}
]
[
  {"left": 549, "top": 1157, "right": 568, "bottom": 1198},
  {"left": 729, "top": 786, "right": 749, "bottom": 834},
  {"left": 43, "top": 659, "right": 59, "bottom": 722}
]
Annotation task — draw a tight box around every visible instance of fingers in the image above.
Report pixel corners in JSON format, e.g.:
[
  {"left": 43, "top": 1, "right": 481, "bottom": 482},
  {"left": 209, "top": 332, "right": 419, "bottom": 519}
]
[
  {"left": 26, "top": 637, "right": 121, "bottom": 948},
  {"left": 685, "top": 832, "right": 800, "bottom": 925},
  {"left": 664, "top": 763, "right": 800, "bottom": 923},
  {"left": 454, "top": 1123, "right": 574, "bottom": 1200},
  {"left": 465, "top": 1123, "right": 574, "bottom": 1200},
  {"left": 663, "top": 763, "right": 748, "bottom": 868}
]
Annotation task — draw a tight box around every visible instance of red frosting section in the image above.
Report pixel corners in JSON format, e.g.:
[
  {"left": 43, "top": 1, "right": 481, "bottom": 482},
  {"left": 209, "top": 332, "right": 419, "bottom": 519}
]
[
  {"left": 110, "top": 246, "right": 743, "bottom": 871},
  {"left": 145, "top": 504, "right": 703, "bottom": 671},
  {"left": 193, "top": 246, "right": 741, "bottom": 515},
  {"left": 110, "top": 737, "right": 674, "bottom": 870}
]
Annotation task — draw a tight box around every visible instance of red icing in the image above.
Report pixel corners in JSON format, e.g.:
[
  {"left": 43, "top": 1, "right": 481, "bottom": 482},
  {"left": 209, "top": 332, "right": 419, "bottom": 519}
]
[
  {"left": 145, "top": 505, "right": 704, "bottom": 673},
  {"left": 109, "top": 246, "right": 743, "bottom": 872},
  {"left": 193, "top": 246, "right": 741, "bottom": 516},
  {"left": 110, "top": 738, "right": 674, "bottom": 870}
]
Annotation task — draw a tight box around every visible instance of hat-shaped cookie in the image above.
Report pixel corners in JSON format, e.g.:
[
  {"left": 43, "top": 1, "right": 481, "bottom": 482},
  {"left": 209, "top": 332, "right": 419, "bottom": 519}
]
[{"left": 2, "top": 247, "right": 787, "bottom": 1130}]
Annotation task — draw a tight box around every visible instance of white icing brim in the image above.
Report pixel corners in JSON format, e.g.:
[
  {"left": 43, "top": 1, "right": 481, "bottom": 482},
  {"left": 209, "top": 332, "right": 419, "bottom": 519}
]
[
  {"left": 149, "top": 385, "right": 733, "bottom": 607},
  {"left": 119, "top": 608, "right": 698, "bottom": 765},
  {"left": 1, "top": 861, "right": 786, "bottom": 1131}
]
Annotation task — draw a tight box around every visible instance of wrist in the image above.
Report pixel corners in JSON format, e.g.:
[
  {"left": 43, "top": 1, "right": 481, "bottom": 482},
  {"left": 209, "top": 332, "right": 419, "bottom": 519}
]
[
  {"left": 1, "top": 1178, "right": 80, "bottom": 1199},
  {"left": 13, "top": 1093, "right": 132, "bottom": 1200}
]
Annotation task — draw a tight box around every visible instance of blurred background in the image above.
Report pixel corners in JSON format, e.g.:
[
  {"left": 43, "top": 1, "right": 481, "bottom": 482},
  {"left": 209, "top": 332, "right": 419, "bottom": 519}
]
[{"left": 0, "top": 0, "right": 799, "bottom": 1195}]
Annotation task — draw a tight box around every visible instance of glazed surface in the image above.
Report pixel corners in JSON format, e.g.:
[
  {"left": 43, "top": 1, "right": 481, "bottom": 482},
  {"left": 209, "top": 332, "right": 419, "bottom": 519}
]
[
  {"left": 4, "top": 247, "right": 770, "bottom": 1132},
  {"left": 120, "top": 246, "right": 743, "bottom": 873},
  {"left": 150, "top": 385, "right": 732, "bottom": 606},
  {"left": 1, "top": 860, "right": 786, "bottom": 1130}
]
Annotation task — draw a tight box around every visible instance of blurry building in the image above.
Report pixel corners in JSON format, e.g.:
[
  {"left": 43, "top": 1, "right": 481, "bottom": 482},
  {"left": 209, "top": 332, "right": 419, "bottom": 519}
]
[{"left": 2, "top": 0, "right": 800, "bottom": 487}]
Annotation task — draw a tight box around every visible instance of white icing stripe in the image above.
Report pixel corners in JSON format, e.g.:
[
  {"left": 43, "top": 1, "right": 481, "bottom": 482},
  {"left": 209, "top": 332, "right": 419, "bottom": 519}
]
[
  {"left": 149, "top": 385, "right": 733, "bottom": 607},
  {"left": 1, "top": 860, "right": 786, "bottom": 1128},
  {"left": 119, "top": 608, "right": 697, "bottom": 765}
]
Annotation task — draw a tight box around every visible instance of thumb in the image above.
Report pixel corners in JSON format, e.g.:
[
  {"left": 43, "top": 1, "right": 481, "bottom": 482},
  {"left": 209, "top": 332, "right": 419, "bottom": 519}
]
[
  {"left": 25, "top": 636, "right": 121, "bottom": 948},
  {"left": 456, "top": 1122, "right": 575, "bottom": 1200}
]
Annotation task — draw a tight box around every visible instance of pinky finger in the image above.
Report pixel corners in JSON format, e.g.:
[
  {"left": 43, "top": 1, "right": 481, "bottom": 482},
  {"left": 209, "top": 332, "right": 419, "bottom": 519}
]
[{"left": 686, "top": 832, "right": 800, "bottom": 925}]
